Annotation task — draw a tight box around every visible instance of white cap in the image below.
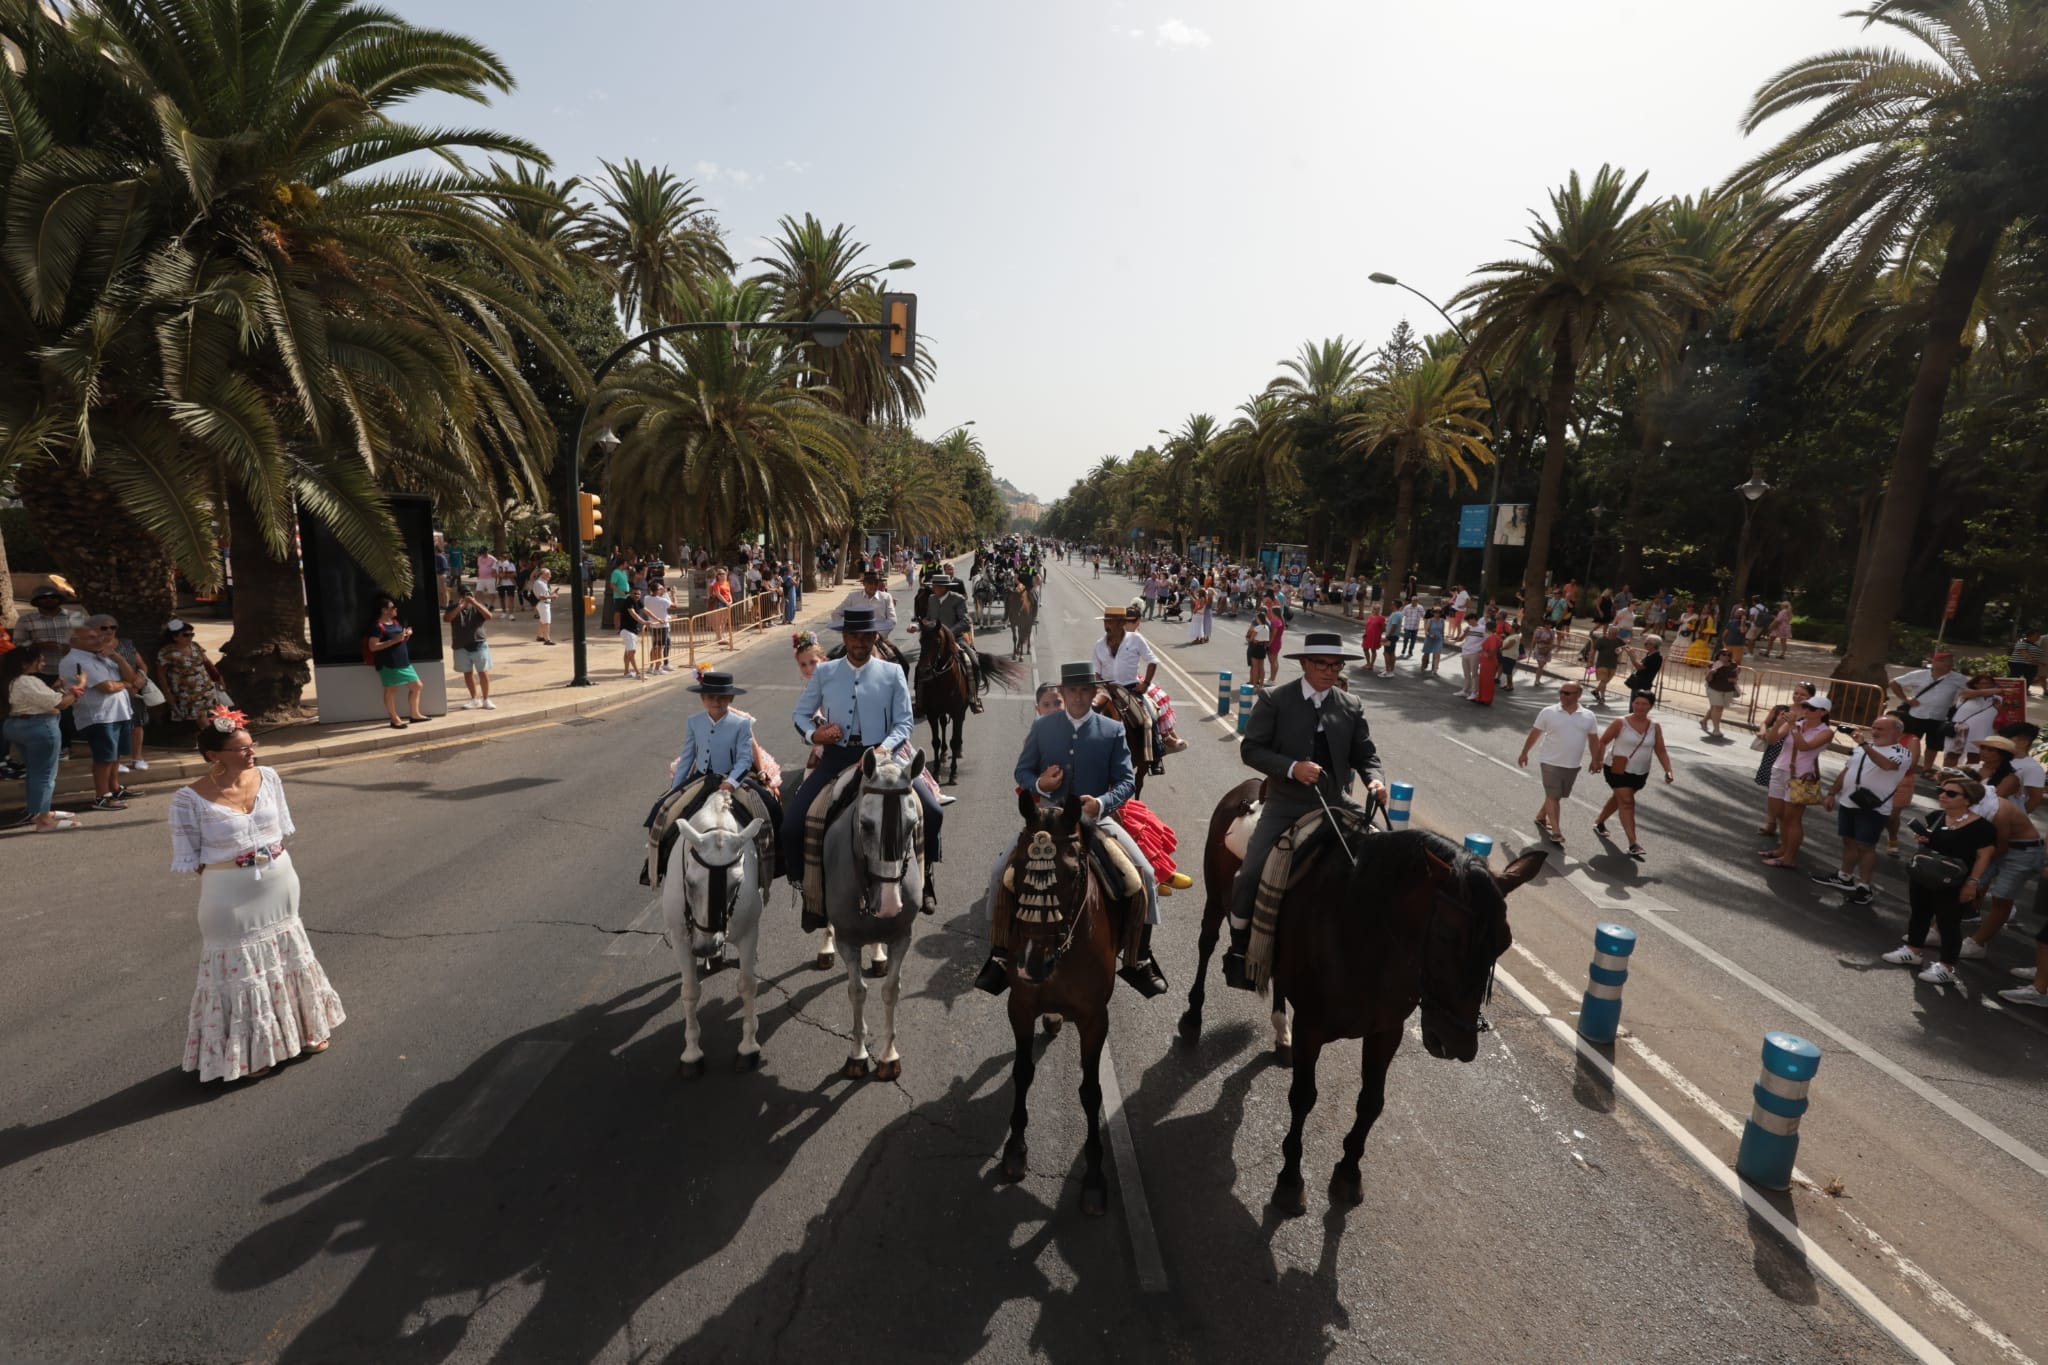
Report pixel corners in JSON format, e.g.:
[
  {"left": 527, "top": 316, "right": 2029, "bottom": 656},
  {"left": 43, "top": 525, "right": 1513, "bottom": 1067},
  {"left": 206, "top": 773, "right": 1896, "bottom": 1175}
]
[
  {"left": 166, "top": 618, "right": 188, "bottom": 633},
  {"left": 1806, "top": 695, "right": 1832, "bottom": 712}
]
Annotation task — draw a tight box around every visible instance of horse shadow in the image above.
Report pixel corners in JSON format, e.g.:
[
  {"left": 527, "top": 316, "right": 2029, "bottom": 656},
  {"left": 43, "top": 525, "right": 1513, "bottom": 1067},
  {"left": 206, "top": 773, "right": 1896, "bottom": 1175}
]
[
  {"left": 652, "top": 1050, "right": 1149, "bottom": 1363},
  {"left": 214, "top": 979, "right": 858, "bottom": 1365}
]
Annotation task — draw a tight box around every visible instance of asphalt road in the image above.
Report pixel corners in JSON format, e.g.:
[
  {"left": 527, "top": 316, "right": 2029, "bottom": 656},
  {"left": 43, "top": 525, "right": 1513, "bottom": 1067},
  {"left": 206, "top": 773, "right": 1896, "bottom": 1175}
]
[{"left": 0, "top": 567, "right": 1947, "bottom": 1364}]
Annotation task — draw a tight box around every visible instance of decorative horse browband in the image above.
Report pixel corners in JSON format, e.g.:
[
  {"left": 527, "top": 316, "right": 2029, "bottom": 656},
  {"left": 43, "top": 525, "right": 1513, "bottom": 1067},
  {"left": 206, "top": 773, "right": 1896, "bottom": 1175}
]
[{"left": 1010, "top": 830, "right": 1061, "bottom": 923}]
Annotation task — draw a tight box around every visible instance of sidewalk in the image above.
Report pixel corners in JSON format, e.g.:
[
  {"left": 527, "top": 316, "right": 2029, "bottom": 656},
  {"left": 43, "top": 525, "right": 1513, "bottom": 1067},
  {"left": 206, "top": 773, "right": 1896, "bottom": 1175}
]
[{"left": 9, "top": 583, "right": 849, "bottom": 810}]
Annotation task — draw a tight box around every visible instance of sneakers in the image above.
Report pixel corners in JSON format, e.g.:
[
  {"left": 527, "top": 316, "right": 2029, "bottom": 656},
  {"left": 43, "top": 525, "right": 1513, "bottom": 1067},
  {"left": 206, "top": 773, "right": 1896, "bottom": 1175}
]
[
  {"left": 2011, "top": 966, "right": 2040, "bottom": 981},
  {"left": 460, "top": 699, "right": 482, "bottom": 710},
  {"left": 482, "top": 700, "right": 497, "bottom": 710},
  {"left": 90, "top": 794, "right": 128, "bottom": 812},
  {"left": 1959, "top": 937, "right": 1988, "bottom": 960},
  {"left": 130, "top": 758, "right": 150, "bottom": 771},
  {"left": 1811, "top": 870, "right": 1856, "bottom": 890},
  {"left": 1880, "top": 944, "right": 1925, "bottom": 966},
  {"left": 1916, "top": 961, "right": 1959, "bottom": 985},
  {"left": 1998, "top": 985, "right": 2048, "bottom": 1008},
  {"left": 1847, "top": 884, "right": 1876, "bottom": 905}
]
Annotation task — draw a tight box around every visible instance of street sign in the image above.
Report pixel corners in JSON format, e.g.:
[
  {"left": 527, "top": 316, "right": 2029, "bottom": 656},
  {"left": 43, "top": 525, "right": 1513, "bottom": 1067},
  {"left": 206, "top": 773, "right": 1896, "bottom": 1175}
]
[
  {"left": 1458, "top": 504, "right": 1489, "bottom": 549},
  {"left": 1944, "top": 577, "right": 1965, "bottom": 620}
]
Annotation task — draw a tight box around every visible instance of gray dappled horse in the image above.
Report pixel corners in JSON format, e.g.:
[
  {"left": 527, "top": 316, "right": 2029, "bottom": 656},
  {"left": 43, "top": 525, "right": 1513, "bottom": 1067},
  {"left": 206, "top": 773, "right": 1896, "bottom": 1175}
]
[
  {"left": 660, "top": 790, "right": 767, "bottom": 1077},
  {"left": 821, "top": 750, "right": 927, "bottom": 1081}
]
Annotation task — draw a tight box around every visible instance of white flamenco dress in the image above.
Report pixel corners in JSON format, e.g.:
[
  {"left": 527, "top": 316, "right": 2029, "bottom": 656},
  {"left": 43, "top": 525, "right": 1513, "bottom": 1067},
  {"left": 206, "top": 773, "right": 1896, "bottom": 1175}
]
[{"left": 168, "top": 767, "right": 345, "bottom": 1081}]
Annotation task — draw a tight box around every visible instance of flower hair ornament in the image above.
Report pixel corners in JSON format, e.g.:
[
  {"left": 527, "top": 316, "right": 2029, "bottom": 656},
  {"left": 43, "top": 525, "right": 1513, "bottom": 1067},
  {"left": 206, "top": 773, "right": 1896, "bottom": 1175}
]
[
  {"left": 791, "top": 629, "right": 820, "bottom": 652},
  {"left": 209, "top": 705, "right": 249, "bottom": 734}
]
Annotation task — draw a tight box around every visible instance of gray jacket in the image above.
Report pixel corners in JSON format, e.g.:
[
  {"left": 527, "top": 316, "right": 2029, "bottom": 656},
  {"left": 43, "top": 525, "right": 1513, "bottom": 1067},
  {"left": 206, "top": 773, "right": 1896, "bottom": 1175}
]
[{"left": 1240, "top": 681, "right": 1384, "bottom": 810}]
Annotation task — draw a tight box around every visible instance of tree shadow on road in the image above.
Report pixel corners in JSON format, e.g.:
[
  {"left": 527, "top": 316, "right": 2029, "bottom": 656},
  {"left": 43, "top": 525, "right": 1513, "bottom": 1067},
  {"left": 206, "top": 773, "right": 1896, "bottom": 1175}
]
[{"left": 213, "top": 978, "right": 858, "bottom": 1364}]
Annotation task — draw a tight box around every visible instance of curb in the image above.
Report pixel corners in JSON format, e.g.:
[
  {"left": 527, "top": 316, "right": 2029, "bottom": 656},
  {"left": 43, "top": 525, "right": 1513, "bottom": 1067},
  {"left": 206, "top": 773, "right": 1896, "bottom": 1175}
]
[{"left": 46, "top": 596, "right": 841, "bottom": 800}]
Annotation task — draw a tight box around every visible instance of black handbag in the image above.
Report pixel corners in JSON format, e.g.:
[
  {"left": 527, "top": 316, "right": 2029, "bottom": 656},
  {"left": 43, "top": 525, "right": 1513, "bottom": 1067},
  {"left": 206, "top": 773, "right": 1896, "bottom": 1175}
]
[{"left": 1907, "top": 852, "right": 1968, "bottom": 893}]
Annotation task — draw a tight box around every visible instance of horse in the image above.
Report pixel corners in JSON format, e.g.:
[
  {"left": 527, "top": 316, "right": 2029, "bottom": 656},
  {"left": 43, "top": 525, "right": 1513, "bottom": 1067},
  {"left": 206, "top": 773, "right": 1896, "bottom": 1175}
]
[
  {"left": 911, "top": 626, "right": 1022, "bottom": 785},
  {"left": 1091, "top": 684, "right": 1154, "bottom": 799},
  {"left": 972, "top": 574, "right": 1004, "bottom": 629},
  {"left": 659, "top": 790, "right": 768, "bottom": 1078},
  {"left": 820, "top": 749, "right": 928, "bottom": 1081},
  {"left": 1004, "top": 581, "right": 1039, "bottom": 660},
  {"left": 995, "top": 790, "right": 1127, "bottom": 1217},
  {"left": 1178, "top": 779, "right": 1286, "bottom": 1057},
  {"left": 1182, "top": 792, "right": 1545, "bottom": 1216}
]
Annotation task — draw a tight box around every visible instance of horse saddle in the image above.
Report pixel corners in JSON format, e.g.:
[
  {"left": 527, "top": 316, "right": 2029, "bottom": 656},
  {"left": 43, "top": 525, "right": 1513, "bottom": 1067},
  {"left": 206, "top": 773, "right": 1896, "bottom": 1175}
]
[{"left": 642, "top": 774, "right": 776, "bottom": 887}]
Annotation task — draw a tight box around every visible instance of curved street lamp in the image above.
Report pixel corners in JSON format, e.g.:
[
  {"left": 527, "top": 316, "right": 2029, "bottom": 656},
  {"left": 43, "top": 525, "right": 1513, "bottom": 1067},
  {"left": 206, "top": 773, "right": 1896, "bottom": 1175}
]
[{"left": 1369, "top": 271, "right": 1505, "bottom": 601}]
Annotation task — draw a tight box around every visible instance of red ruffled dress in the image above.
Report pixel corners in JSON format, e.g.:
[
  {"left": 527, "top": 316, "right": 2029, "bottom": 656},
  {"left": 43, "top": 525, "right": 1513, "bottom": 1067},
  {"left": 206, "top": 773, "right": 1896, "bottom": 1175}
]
[{"left": 1117, "top": 798, "right": 1180, "bottom": 880}]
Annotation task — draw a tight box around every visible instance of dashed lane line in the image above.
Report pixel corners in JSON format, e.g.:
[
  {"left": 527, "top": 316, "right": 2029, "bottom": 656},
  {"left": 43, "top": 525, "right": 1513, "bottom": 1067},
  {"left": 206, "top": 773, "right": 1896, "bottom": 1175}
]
[
  {"left": 604, "top": 896, "right": 667, "bottom": 956},
  {"left": 415, "top": 1040, "right": 574, "bottom": 1160}
]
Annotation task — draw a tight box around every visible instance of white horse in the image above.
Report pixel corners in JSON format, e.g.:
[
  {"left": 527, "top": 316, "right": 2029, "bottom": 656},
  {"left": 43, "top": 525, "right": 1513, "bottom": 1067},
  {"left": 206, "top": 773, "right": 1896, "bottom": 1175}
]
[
  {"left": 818, "top": 922, "right": 890, "bottom": 978},
  {"left": 661, "top": 790, "right": 766, "bottom": 1078},
  {"left": 821, "top": 750, "right": 927, "bottom": 1080}
]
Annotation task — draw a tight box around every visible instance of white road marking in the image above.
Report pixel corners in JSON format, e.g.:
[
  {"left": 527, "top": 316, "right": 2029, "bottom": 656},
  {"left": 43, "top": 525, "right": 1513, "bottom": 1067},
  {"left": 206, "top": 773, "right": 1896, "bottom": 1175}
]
[
  {"left": 1098, "top": 1048, "right": 1169, "bottom": 1295},
  {"left": 1493, "top": 967, "right": 1954, "bottom": 1365},
  {"left": 1502, "top": 954, "right": 2035, "bottom": 1365},
  {"left": 1551, "top": 864, "right": 2048, "bottom": 1182},
  {"left": 416, "top": 1040, "right": 573, "bottom": 1160},
  {"left": 605, "top": 896, "right": 666, "bottom": 956}
]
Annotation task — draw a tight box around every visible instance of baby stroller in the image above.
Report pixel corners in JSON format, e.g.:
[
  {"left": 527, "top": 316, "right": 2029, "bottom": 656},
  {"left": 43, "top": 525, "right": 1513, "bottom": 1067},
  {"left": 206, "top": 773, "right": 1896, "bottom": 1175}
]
[{"left": 1157, "top": 588, "right": 1185, "bottom": 622}]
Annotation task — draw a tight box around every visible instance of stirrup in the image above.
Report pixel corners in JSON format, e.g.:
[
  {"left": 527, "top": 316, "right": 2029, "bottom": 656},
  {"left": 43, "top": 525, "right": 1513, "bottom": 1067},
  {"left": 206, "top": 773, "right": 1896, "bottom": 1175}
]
[{"left": 974, "top": 952, "right": 1010, "bottom": 996}]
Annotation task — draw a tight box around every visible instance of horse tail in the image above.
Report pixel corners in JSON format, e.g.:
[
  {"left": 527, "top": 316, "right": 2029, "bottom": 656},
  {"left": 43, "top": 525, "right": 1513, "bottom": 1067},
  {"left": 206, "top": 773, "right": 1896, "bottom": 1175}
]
[{"left": 975, "top": 652, "right": 1027, "bottom": 691}]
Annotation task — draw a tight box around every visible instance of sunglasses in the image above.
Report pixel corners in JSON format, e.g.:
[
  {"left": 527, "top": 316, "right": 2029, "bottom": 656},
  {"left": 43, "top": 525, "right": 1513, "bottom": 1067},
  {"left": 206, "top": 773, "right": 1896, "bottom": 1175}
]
[{"left": 1937, "top": 788, "right": 1965, "bottom": 799}]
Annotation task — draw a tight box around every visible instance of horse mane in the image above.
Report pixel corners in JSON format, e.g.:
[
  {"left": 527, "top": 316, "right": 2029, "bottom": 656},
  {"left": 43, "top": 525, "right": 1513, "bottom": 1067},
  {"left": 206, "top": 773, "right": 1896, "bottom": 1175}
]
[{"left": 1310, "top": 825, "right": 1494, "bottom": 914}]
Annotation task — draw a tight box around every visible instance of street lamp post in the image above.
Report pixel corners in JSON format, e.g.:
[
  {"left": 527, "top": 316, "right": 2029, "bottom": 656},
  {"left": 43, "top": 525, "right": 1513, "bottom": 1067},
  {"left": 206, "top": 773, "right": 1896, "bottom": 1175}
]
[
  {"left": 563, "top": 309, "right": 903, "bottom": 686},
  {"left": 930, "top": 419, "right": 976, "bottom": 442},
  {"left": 1723, "top": 473, "right": 1771, "bottom": 632},
  {"left": 1369, "top": 271, "right": 1505, "bottom": 603}
]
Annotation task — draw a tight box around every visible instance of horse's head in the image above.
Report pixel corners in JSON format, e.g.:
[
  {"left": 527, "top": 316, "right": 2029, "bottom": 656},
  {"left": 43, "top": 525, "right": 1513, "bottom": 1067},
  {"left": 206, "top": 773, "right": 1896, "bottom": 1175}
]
[
  {"left": 676, "top": 795, "right": 764, "bottom": 940},
  {"left": 857, "top": 748, "right": 925, "bottom": 917},
  {"left": 1415, "top": 841, "right": 1546, "bottom": 1063},
  {"left": 1002, "top": 790, "right": 1093, "bottom": 984}
]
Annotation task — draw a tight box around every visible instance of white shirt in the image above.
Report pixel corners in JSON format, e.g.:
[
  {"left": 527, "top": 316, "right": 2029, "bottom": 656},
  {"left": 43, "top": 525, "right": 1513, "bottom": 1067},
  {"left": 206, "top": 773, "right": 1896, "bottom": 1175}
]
[
  {"left": 1615, "top": 606, "right": 1635, "bottom": 631},
  {"left": 1893, "top": 668, "right": 1964, "bottom": 720},
  {"left": 168, "top": 767, "right": 295, "bottom": 872},
  {"left": 1094, "top": 631, "right": 1156, "bottom": 686},
  {"left": 1532, "top": 704, "right": 1601, "bottom": 767},
  {"left": 1299, "top": 679, "right": 1330, "bottom": 707},
  {"left": 641, "top": 592, "right": 672, "bottom": 624},
  {"left": 529, "top": 573, "right": 553, "bottom": 600},
  {"left": 1843, "top": 743, "right": 1912, "bottom": 815},
  {"left": 2011, "top": 755, "right": 2045, "bottom": 797},
  {"left": 830, "top": 588, "right": 897, "bottom": 635},
  {"left": 1451, "top": 590, "right": 1471, "bottom": 611}
]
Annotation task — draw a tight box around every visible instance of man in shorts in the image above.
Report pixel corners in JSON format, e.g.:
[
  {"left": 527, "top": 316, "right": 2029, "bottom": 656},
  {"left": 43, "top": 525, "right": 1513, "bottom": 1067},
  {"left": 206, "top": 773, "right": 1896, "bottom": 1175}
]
[
  {"left": 61, "top": 616, "right": 141, "bottom": 811},
  {"left": 1960, "top": 782, "right": 2045, "bottom": 961},
  {"left": 618, "top": 587, "right": 647, "bottom": 680},
  {"left": 443, "top": 589, "right": 496, "bottom": 709},
  {"left": 1813, "top": 715, "right": 1909, "bottom": 905},
  {"left": 1519, "top": 682, "right": 1604, "bottom": 843},
  {"left": 641, "top": 581, "right": 674, "bottom": 673}
]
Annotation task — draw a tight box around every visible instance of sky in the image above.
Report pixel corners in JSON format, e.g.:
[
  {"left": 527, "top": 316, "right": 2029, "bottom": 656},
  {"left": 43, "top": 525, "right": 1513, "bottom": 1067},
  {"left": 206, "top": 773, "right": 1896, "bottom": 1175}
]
[{"left": 405, "top": 0, "right": 1878, "bottom": 504}]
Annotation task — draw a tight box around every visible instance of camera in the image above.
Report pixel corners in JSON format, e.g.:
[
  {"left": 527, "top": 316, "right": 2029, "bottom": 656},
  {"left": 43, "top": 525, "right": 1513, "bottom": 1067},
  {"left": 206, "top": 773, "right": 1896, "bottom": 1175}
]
[{"left": 1834, "top": 724, "right": 1858, "bottom": 737}]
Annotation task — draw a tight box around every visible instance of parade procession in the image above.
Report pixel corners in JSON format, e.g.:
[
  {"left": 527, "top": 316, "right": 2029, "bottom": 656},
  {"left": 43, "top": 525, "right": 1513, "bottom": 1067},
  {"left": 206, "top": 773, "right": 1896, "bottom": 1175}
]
[{"left": 10, "top": 2, "right": 2048, "bottom": 1363}]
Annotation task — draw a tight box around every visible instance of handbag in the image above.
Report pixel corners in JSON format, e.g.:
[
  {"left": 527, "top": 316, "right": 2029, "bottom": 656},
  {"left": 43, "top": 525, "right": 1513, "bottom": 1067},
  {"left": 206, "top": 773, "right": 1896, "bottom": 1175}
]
[
  {"left": 1749, "top": 733, "right": 1768, "bottom": 753},
  {"left": 139, "top": 677, "right": 167, "bottom": 707},
  {"left": 1788, "top": 774, "right": 1825, "bottom": 805},
  {"left": 1907, "top": 852, "right": 1968, "bottom": 893}
]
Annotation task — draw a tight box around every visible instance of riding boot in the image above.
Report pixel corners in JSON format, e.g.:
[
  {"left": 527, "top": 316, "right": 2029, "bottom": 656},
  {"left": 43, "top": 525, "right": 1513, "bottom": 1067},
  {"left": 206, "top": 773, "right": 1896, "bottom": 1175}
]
[
  {"left": 920, "top": 864, "right": 938, "bottom": 915},
  {"left": 1117, "top": 925, "right": 1170, "bottom": 998},
  {"left": 799, "top": 887, "right": 825, "bottom": 934},
  {"left": 974, "top": 948, "right": 1010, "bottom": 996},
  {"left": 1221, "top": 922, "right": 1257, "bottom": 992}
]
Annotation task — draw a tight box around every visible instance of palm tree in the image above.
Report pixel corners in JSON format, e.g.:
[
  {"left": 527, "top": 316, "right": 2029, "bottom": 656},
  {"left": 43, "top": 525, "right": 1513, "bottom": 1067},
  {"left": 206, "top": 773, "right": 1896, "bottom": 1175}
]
[
  {"left": 1269, "top": 337, "right": 1367, "bottom": 561},
  {"left": 1453, "top": 165, "right": 1707, "bottom": 624},
  {"left": 593, "top": 277, "right": 858, "bottom": 556},
  {"left": 1213, "top": 392, "right": 1300, "bottom": 556},
  {"left": 751, "top": 214, "right": 928, "bottom": 426},
  {"left": 4, "top": 0, "right": 583, "bottom": 714},
  {"left": 581, "top": 159, "right": 730, "bottom": 340},
  {"left": 1723, "top": 0, "right": 2048, "bottom": 683},
  {"left": 1342, "top": 356, "right": 1495, "bottom": 604},
  {"left": 1158, "top": 413, "right": 1220, "bottom": 551}
]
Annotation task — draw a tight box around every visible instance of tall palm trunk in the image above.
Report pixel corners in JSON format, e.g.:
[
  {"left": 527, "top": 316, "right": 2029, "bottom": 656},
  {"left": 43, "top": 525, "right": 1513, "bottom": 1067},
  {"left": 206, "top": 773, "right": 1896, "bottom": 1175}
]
[
  {"left": 14, "top": 455, "right": 177, "bottom": 645},
  {"left": 1838, "top": 218, "right": 2000, "bottom": 684},
  {"left": 1381, "top": 457, "right": 1418, "bottom": 606},
  {"left": 217, "top": 488, "right": 314, "bottom": 720},
  {"left": 1519, "top": 332, "right": 1578, "bottom": 633},
  {"left": 0, "top": 518, "right": 13, "bottom": 632},
  {"left": 1252, "top": 478, "right": 1268, "bottom": 559}
]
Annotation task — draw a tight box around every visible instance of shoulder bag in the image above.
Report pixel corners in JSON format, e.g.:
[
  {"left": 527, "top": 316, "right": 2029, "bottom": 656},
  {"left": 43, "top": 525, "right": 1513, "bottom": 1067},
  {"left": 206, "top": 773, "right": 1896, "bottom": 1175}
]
[{"left": 1907, "top": 850, "right": 1969, "bottom": 893}]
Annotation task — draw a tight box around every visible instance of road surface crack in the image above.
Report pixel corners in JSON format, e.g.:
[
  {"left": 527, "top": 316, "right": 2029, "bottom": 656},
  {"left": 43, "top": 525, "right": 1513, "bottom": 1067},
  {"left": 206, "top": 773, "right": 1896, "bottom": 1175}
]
[{"left": 317, "top": 919, "right": 662, "bottom": 941}]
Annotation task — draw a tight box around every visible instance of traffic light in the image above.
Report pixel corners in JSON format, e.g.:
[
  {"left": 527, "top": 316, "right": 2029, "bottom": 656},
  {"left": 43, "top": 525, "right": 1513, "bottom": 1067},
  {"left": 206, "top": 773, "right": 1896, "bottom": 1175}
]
[
  {"left": 578, "top": 491, "right": 603, "bottom": 542},
  {"left": 881, "top": 292, "right": 916, "bottom": 368}
]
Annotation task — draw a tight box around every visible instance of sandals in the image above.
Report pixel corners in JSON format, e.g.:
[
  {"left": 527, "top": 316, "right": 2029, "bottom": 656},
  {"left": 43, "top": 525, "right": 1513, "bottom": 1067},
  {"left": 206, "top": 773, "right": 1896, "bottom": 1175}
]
[
  {"left": 34, "top": 818, "right": 80, "bottom": 833},
  {"left": 1760, "top": 855, "right": 1795, "bottom": 868},
  {"left": 1594, "top": 822, "right": 1611, "bottom": 839},
  {"left": 388, "top": 720, "right": 409, "bottom": 729},
  {"left": 1627, "top": 845, "right": 1647, "bottom": 862}
]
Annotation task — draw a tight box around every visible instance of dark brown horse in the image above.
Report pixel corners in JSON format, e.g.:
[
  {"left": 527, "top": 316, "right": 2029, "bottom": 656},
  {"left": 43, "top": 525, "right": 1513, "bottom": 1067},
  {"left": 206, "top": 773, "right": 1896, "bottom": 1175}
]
[
  {"left": 995, "top": 791, "right": 1124, "bottom": 1217},
  {"left": 912, "top": 626, "right": 1021, "bottom": 785},
  {"left": 1181, "top": 787, "right": 1544, "bottom": 1215}
]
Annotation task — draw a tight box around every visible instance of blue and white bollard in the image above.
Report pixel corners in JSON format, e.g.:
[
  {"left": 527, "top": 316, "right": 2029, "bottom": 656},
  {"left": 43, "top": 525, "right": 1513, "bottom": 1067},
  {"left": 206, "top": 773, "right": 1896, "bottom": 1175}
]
[
  {"left": 1577, "top": 923, "right": 1637, "bottom": 1045},
  {"left": 1387, "top": 781, "right": 1414, "bottom": 829},
  {"left": 1236, "top": 682, "right": 1255, "bottom": 734},
  {"left": 1463, "top": 833, "right": 1494, "bottom": 862},
  {"left": 1736, "top": 1032, "right": 1822, "bottom": 1192},
  {"left": 1217, "top": 670, "right": 1233, "bottom": 718}
]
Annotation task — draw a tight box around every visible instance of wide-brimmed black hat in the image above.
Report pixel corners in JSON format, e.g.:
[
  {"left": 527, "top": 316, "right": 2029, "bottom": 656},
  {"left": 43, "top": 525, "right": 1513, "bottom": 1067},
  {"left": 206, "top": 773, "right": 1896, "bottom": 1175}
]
[
  {"left": 1284, "top": 631, "right": 1365, "bottom": 662},
  {"left": 687, "top": 670, "right": 747, "bottom": 697},
  {"left": 838, "top": 607, "right": 881, "bottom": 633},
  {"left": 932, "top": 575, "right": 962, "bottom": 589},
  {"left": 1055, "top": 660, "right": 1099, "bottom": 688}
]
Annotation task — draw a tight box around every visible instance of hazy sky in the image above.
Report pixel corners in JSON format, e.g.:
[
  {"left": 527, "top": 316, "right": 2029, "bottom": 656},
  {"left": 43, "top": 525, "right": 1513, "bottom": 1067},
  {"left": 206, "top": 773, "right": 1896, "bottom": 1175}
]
[{"left": 407, "top": 0, "right": 1875, "bottom": 502}]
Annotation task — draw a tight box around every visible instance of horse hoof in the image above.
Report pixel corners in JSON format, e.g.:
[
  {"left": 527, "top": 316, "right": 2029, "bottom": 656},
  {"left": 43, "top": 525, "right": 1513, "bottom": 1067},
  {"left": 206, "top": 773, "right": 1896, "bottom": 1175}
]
[
  {"left": 874, "top": 1058, "right": 902, "bottom": 1082},
  {"left": 814, "top": 951, "right": 836, "bottom": 970},
  {"left": 1329, "top": 1168, "right": 1364, "bottom": 1206},
  {"left": 677, "top": 1058, "right": 706, "bottom": 1080},
  {"left": 1041, "top": 1015, "right": 1063, "bottom": 1037},
  {"left": 864, "top": 960, "right": 888, "bottom": 979},
  {"left": 842, "top": 1057, "right": 870, "bottom": 1080},
  {"left": 1080, "top": 1185, "right": 1108, "bottom": 1218},
  {"left": 1270, "top": 1178, "right": 1308, "bottom": 1218},
  {"left": 1274, "top": 1043, "right": 1293, "bottom": 1068},
  {"left": 1000, "top": 1144, "right": 1028, "bottom": 1183},
  {"left": 1176, "top": 1011, "right": 1202, "bottom": 1046},
  {"left": 734, "top": 1051, "right": 763, "bottom": 1073}
]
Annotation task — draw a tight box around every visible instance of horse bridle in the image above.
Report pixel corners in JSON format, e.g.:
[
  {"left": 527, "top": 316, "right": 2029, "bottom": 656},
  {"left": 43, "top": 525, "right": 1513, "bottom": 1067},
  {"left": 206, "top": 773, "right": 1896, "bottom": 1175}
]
[
  {"left": 1010, "top": 824, "right": 1093, "bottom": 978},
  {"left": 857, "top": 780, "right": 918, "bottom": 911},
  {"left": 683, "top": 847, "right": 746, "bottom": 936}
]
